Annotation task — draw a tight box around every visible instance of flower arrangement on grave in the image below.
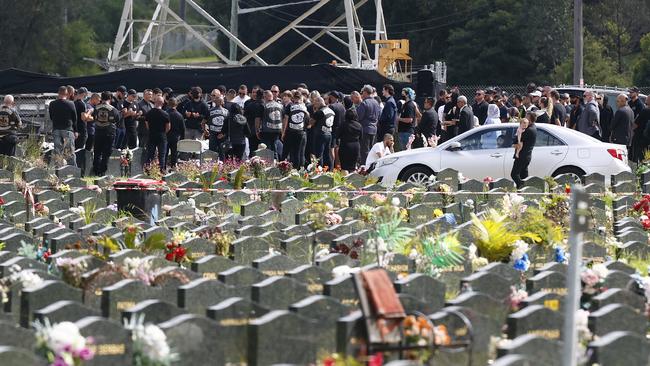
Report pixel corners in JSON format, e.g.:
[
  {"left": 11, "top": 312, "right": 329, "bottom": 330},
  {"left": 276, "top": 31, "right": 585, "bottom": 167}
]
[
  {"left": 467, "top": 244, "right": 488, "bottom": 271},
  {"left": 0, "top": 264, "right": 44, "bottom": 304},
  {"left": 470, "top": 210, "right": 541, "bottom": 263},
  {"left": 248, "top": 155, "right": 267, "bottom": 178},
  {"left": 308, "top": 202, "right": 342, "bottom": 231},
  {"left": 33, "top": 201, "right": 50, "bottom": 217},
  {"left": 507, "top": 286, "right": 528, "bottom": 312},
  {"left": 144, "top": 160, "right": 163, "bottom": 181},
  {"left": 365, "top": 198, "right": 415, "bottom": 267},
  {"left": 580, "top": 263, "right": 609, "bottom": 308},
  {"left": 511, "top": 207, "right": 565, "bottom": 248},
  {"left": 0, "top": 196, "right": 5, "bottom": 219},
  {"left": 354, "top": 204, "right": 374, "bottom": 223},
  {"left": 197, "top": 227, "right": 234, "bottom": 257},
  {"left": 402, "top": 232, "right": 465, "bottom": 276},
  {"left": 402, "top": 315, "right": 451, "bottom": 361},
  {"left": 122, "top": 257, "right": 157, "bottom": 285},
  {"left": 56, "top": 257, "right": 88, "bottom": 288},
  {"left": 633, "top": 194, "right": 650, "bottom": 230},
  {"left": 277, "top": 160, "right": 293, "bottom": 176},
  {"left": 540, "top": 194, "right": 570, "bottom": 226},
  {"left": 329, "top": 238, "right": 364, "bottom": 260},
  {"left": 34, "top": 319, "right": 95, "bottom": 366},
  {"left": 511, "top": 240, "right": 530, "bottom": 272},
  {"left": 55, "top": 183, "right": 71, "bottom": 194},
  {"left": 119, "top": 149, "right": 133, "bottom": 177},
  {"left": 163, "top": 229, "right": 195, "bottom": 264},
  {"left": 433, "top": 183, "right": 453, "bottom": 206},
  {"left": 124, "top": 314, "right": 178, "bottom": 366}
]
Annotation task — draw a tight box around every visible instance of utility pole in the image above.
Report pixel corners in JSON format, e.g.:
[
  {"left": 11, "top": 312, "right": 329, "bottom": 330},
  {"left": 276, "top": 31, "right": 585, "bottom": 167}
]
[
  {"left": 230, "top": 0, "right": 238, "bottom": 61},
  {"left": 573, "top": 0, "right": 583, "bottom": 86},
  {"left": 562, "top": 185, "right": 589, "bottom": 366}
]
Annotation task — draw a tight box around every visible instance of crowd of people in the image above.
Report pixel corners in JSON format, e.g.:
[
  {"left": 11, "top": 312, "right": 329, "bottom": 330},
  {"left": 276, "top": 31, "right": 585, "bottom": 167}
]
[{"left": 0, "top": 81, "right": 648, "bottom": 180}]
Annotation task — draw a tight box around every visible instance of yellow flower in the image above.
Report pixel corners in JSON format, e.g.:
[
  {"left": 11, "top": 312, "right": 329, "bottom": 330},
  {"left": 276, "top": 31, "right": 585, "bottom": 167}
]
[{"left": 433, "top": 209, "right": 444, "bottom": 218}]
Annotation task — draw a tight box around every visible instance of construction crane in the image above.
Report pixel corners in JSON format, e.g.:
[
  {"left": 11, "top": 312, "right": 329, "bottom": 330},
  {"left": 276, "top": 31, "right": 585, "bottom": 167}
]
[{"left": 371, "top": 39, "right": 412, "bottom": 82}]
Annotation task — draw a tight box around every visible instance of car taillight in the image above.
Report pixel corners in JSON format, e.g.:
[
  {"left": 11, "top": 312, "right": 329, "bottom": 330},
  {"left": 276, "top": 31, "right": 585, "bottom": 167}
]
[{"left": 607, "top": 148, "right": 625, "bottom": 161}]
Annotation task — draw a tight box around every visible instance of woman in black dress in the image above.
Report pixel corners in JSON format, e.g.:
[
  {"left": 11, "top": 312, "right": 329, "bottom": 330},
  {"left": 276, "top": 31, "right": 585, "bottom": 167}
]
[
  {"left": 338, "top": 109, "right": 363, "bottom": 172},
  {"left": 511, "top": 113, "right": 537, "bottom": 188}
]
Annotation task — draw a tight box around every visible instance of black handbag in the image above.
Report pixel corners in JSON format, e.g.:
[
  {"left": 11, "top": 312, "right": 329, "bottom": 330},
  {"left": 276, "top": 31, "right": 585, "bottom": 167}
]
[{"left": 220, "top": 116, "right": 233, "bottom": 152}]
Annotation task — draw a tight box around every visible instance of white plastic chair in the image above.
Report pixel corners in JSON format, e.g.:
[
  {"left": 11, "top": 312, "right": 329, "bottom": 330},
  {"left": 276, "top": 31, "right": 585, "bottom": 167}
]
[{"left": 177, "top": 139, "right": 203, "bottom": 163}]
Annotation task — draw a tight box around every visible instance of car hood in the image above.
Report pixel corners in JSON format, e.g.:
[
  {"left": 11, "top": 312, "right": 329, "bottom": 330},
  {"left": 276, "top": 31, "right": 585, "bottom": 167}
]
[{"left": 376, "top": 147, "right": 438, "bottom": 163}]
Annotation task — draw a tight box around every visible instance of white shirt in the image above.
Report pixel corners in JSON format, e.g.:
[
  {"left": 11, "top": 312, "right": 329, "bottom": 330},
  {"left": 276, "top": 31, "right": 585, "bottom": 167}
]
[
  {"left": 366, "top": 141, "right": 392, "bottom": 167},
  {"left": 437, "top": 105, "right": 445, "bottom": 123},
  {"left": 231, "top": 95, "right": 250, "bottom": 108}
]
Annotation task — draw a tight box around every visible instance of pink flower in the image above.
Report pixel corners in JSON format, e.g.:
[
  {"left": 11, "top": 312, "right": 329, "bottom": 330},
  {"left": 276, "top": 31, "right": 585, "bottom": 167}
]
[
  {"left": 483, "top": 176, "right": 494, "bottom": 184},
  {"left": 581, "top": 269, "right": 599, "bottom": 288},
  {"left": 77, "top": 347, "right": 94, "bottom": 361}
]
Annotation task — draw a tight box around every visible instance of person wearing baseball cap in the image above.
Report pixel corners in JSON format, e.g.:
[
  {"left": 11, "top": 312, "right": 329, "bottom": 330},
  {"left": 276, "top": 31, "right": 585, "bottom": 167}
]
[
  {"left": 74, "top": 87, "right": 92, "bottom": 175},
  {"left": 628, "top": 86, "right": 644, "bottom": 118},
  {"left": 123, "top": 89, "right": 139, "bottom": 149}
]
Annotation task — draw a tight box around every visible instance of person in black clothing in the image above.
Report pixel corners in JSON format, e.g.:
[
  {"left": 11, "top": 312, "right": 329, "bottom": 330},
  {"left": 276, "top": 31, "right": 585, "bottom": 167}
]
[
  {"left": 397, "top": 88, "right": 417, "bottom": 150},
  {"left": 442, "top": 90, "right": 459, "bottom": 141},
  {"left": 85, "top": 93, "right": 100, "bottom": 153},
  {"left": 223, "top": 104, "right": 251, "bottom": 161},
  {"left": 166, "top": 98, "right": 185, "bottom": 170},
  {"left": 535, "top": 97, "right": 551, "bottom": 124},
  {"left": 471, "top": 89, "right": 489, "bottom": 125},
  {"left": 257, "top": 90, "right": 284, "bottom": 158},
  {"left": 50, "top": 86, "right": 78, "bottom": 167},
  {"left": 281, "top": 91, "right": 309, "bottom": 168},
  {"left": 0, "top": 95, "right": 22, "bottom": 157},
  {"left": 122, "top": 89, "right": 139, "bottom": 149},
  {"left": 206, "top": 93, "right": 230, "bottom": 160},
  {"left": 338, "top": 109, "right": 362, "bottom": 172},
  {"left": 145, "top": 95, "right": 170, "bottom": 172},
  {"left": 137, "top": 89, "right": 153, "bottom": 149},
  {"left": 73, "top": 87, "right": 90, "bottom": 175},
  {"left": 244, "top": 87, "right": 264, "bottom": 156},
  {"left": 598, "top": 94, "right": 614, "bottom": 143},
  {"left": 550, "top": 90, "right": 566, "bottom": 126},
  {"left": 413, "top": 97, "right": 438, "bottom": 148},
  {"left": 628, "top": 87, "right": 645, "bottom": 118},
  {"left": 511, "top": 114, "right": 537, "bottom": 188},
  {"left": 310, "top": 96, "right": 335, "bottom": 168},
  {"left": 568, "top": 95, "right": 583, "bottom": 130},
  {"left": 377, "top": 84, "right": 398, "bottom": 140},
  {"left": 327, "top": 91, "right": 346, "bottom": 168},
  {"left": 111, "top": 86, "right": 127, "bottom": 150},
  {"left": 180, "top": 86, "right": 209, "bottom": 140},
  {"left": 451, "top": 95, "right": 474, "bottom": 135},
  {"left": 610, "top": 94, "right": 634, "bottom": 147},
  {"left": 92, "top": 91, "right": 120, "bottom": 176}
]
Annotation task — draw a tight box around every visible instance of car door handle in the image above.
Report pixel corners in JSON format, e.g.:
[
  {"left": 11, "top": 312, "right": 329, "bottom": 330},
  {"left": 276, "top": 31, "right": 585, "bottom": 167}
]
[
  {"left": 490, "top": 153, "right": 503, "bottom": 158},
  {"left": 550, "top": 150, "right": 564, "bottom": 155}
]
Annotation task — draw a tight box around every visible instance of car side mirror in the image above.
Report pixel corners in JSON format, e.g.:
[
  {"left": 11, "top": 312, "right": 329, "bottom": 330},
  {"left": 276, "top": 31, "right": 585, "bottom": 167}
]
[{"left": 447, "top": 141, "right": 462, "bottom": 151}]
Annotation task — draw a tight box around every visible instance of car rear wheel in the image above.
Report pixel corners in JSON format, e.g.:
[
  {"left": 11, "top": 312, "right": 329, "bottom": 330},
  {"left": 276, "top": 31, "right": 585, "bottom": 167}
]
[
  {"left": 552, "top": 166, "right": 585, "bottom": 184},
  {"left": 401, "top": 166, "right": 434, "bottom": 186}
]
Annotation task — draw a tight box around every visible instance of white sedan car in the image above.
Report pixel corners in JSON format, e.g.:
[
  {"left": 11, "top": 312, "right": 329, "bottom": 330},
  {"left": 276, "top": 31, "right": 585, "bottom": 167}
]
[{"left": 369, "top": 123, "right": 631, "bottom": 186}]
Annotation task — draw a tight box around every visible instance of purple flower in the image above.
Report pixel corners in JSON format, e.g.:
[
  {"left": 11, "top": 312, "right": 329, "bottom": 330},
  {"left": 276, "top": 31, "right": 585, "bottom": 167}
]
[
  {"left": 77, "top": 347, "right": 94, "bottom": 361},
  {"left": 52, "top": 356, "right": 70, "bottom": 366}
]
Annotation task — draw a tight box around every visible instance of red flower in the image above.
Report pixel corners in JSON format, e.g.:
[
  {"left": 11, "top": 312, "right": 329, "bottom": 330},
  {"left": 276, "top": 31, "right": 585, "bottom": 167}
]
[
  {"left": 642, "top": 218, "right": 650, "bottom": 230},
  {"left": 126, "top": 226, "right": 137, "bottom": 234},
  {"left": 323, "top": 358, "right": 335, "bottom": 366},
  {"left": 166, "top": 243, "right": 174, "bottom": 250},
  {"left": 165, "top": 252, "right": 175, "bottom": 261},
  {"left": 368, "top": 352, "right": 384, "bottom": 366},
  {"left": 173, "top": 246, "right": 187, "bottom": 263},
  {"left": 565, "top": 184, "right": 571, "bottom": 194},
  {"left": 483, "top": 176, "right": 493, "bottom": 184},
  {"left": 42, "top": 249, "right": 51, "bottom": 261},
  {"left": 0, "top": 197, "right": 5, "bottom": 205}
]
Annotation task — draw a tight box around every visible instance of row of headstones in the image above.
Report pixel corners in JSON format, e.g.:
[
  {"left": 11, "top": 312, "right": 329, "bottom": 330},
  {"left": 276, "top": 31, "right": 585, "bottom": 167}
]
[{"left": 2, "top": 239, "right": 647, "bottom": 366}]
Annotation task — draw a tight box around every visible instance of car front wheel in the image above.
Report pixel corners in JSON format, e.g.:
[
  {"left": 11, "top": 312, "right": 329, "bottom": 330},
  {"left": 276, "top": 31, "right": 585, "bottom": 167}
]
[{"left": 400, "top": 166, "right": 434, "bottom": 186}]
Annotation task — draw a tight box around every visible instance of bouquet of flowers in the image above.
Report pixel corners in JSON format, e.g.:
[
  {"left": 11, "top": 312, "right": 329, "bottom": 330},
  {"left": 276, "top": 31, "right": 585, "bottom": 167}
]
[
  {"left": 0, "top": 264, "right": 44, "bottom": 303},
  {"left": 56, "top": 257, "right": 88, "bottom": 288},
  {"left": 511, "top": 240, "right": 530, "bottom": 272},
  {"left": 34, "top": 320, "right": 94, "bottom": 366},
  {"left": 122, "top": 257, "right": 156, "bottom": 286},
  {"left": 248, "top": 156, "right": 267, "bottom": 178},
  {"left": 277, "top": 160, "right": 293, "bottom": 176},
  {"left": 120, "top": 149, "right": 133, "bottom": 177},
  {"left": 124, "top": 315, "right": 178, "bottom": 366},
  {"left": 329, "top": 238, "right": 363, "bottom": 260},
  {"left": 164, "top": 242, "right": 187, "bottom": 264}
]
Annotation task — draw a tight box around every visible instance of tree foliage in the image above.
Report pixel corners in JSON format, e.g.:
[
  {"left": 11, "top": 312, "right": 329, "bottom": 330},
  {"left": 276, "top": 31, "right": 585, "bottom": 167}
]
[{"left": 633, "top": 33, "right": 650, "bottom": 86}]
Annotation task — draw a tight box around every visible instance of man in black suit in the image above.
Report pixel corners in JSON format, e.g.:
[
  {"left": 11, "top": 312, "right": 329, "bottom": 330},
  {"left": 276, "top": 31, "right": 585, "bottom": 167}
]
[
  {"left": 610, "top": 94, "right": 633, "bottom": 146},
  {"left": 471, "top": 89, "right": 489, "bottom": 125},
  {"left": 457, "top": 96, "right": 474, "bottom": 135}
]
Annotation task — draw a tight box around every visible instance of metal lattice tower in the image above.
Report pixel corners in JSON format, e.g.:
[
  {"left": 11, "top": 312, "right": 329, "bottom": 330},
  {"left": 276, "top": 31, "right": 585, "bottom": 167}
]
[{"left": 105, "top": 0, "right": 387, "bottom": 71}]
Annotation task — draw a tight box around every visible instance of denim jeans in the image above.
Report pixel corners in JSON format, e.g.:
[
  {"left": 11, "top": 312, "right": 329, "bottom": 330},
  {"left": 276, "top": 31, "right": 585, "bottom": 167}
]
[
  {"left": 313, "top": 133, "right": 332, "bottom": 168},
  {"left": 53, "top": 129, "right": 77, "bottom": 167},
  {"left": 398, "top": 132, "right": 412, "bottom": 150}
]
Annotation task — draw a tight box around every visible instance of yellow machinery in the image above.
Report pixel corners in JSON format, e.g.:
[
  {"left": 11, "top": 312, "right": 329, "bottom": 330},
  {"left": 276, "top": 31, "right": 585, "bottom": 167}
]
[{"left": 371, "top": 39, "right": 412, "bottom": 82}]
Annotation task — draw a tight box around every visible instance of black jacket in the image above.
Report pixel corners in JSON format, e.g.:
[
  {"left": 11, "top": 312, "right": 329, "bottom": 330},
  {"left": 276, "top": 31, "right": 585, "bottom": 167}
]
[
  {"left": 610, "top": 105, "right": 633, "bottom": 146},
  {"left": 416, "top": 108, "right": 438, "bottom": 139},
  {"left": 458, "top": 105, "right": 474, "bottom": 135}
]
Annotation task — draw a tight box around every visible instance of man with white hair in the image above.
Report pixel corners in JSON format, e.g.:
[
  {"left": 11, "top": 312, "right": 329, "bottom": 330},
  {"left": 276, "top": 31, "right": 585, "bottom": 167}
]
[
  {"left": 0, "top": 95, "right": 22, "bottom": 156},
  {"left": 610, "top": 94, "right": 633, "bottom": 146},
  {"left": 456, "top": 96, "right": 475, "bottom": 135}
]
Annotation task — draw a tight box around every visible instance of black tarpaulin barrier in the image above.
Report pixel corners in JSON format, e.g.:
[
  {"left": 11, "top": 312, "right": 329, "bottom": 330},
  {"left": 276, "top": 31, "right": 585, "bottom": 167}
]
[{"left": 0, "top": 65, "right": 407, "bottom": 94}]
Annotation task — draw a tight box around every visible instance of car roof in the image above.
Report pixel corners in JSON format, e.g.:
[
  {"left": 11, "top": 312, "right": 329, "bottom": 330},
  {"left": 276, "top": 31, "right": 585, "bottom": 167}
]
[{"left": 438, "top": 123, "right": 593, "bottom": 146}]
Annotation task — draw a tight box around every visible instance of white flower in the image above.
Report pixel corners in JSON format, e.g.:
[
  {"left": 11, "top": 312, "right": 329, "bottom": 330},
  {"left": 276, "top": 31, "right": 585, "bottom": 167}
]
[
  {"left": 13, "top": 271, "right": 44, "bottom": 289},
  {"left": 468, "top": 244, "right": 477, "bottom": 260},
  {"left": 391, "top": 197, "right": 400, "bottom": 207},
  {"left": 408, "top": 248, "right": 418, "bottom": 260},
  {"left": 315, "top": 248, "right": 330, "bottom": 261},
  {"left": 575, "top": 309, "right": 592, "bottom": 341},
  {"left": 137, "top": 324, "right": 171, "bottom": 361},
  {"left": 186, "top": 198, "right": 196, "bottom": 208},
  {"left": 47, "top": 321, "right": 86, "bottom": 354},
  {"left": 458, "top": 172, "right": 465, "bottom": 181},
  {"left": 465, "top": 199, "right": 474, "bottom": 208},
  {"left": 641, "top": 215, "right": 649, "bottom": 221},
  {"left": 592, "top": 263, "right": 609, "bottom": 280},
  {"left": 325, "top": 202, "right": 334, "bottom": 210},
  {"left": 332, "top": 265, "right": 360, "bottom": 278},
  {"left": 511, "top": 240, "right": 529, "bottom": 261}
]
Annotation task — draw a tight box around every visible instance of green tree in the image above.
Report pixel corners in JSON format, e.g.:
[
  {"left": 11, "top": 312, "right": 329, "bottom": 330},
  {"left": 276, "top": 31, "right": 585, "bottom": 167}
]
[
  {"left": 551, "top": 33, "right": 629, "bottom": 86},
  {"left": 42, "top": 20, "right": 102, "bottom": 76},
  {"left": 633, "top": 33, "right": 650, "bottom": 86}
]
